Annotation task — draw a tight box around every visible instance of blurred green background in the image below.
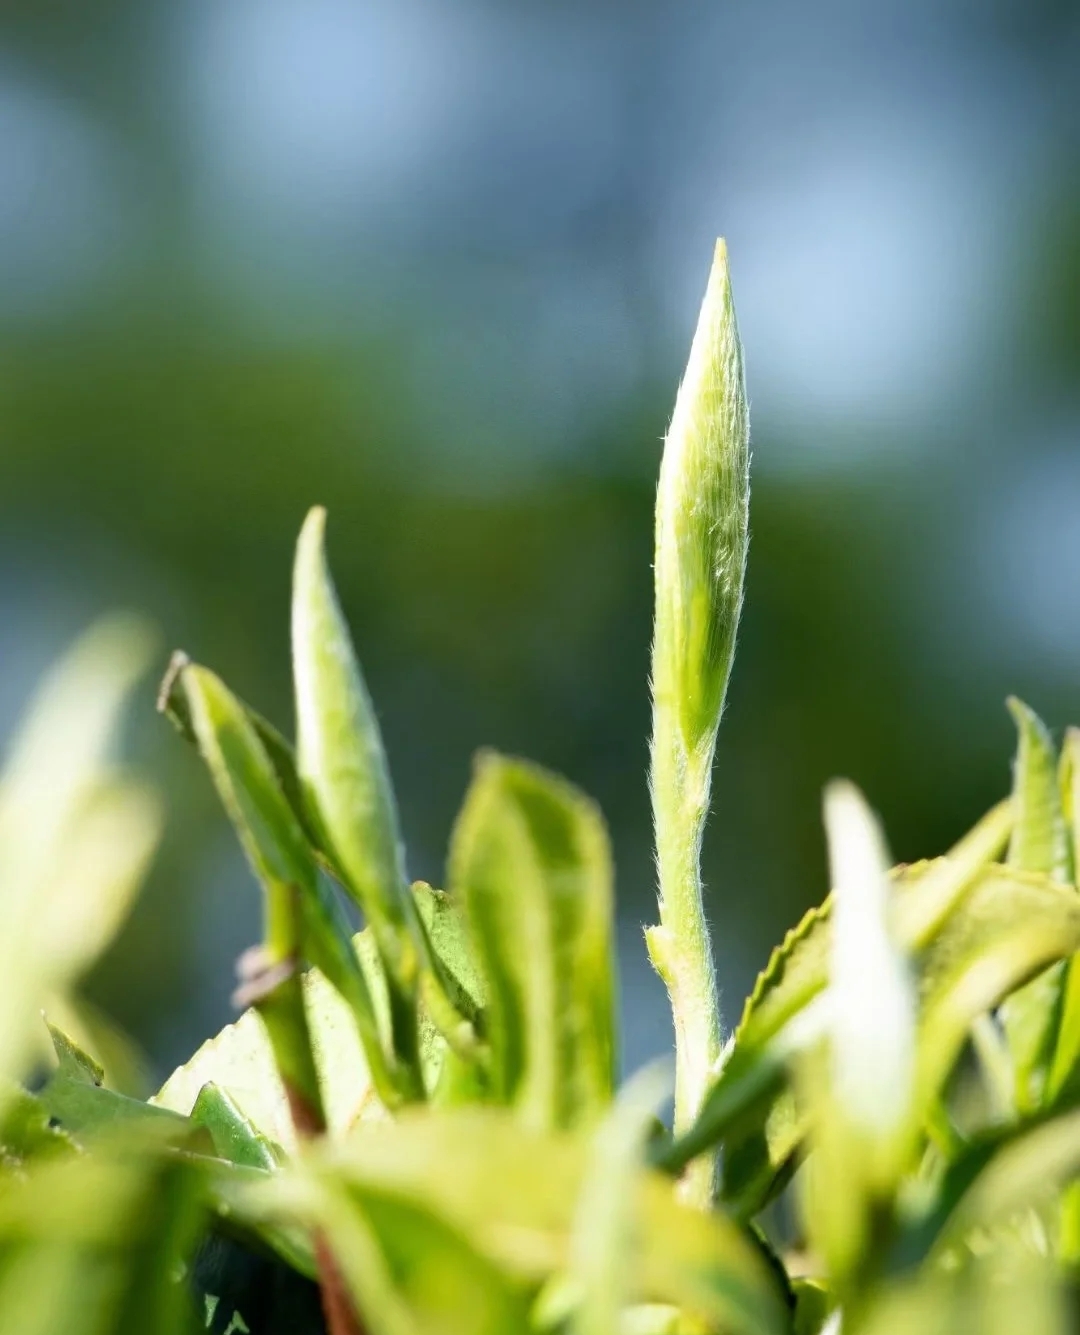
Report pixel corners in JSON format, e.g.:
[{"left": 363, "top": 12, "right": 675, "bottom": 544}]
[{"left": 1, "top": 0, "right": 1079, "bottom": 1082}]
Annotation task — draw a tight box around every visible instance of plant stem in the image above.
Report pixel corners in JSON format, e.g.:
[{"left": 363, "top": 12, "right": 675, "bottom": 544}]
[
  {"left": 648, "top": 741, "right": 720, "bottom": 1205},
  {"left": 647, "top": 240, "right": 749, "bottom": 1207},
  {"left": 238, "top": 912, "right": 366, "bottom": 1335}
]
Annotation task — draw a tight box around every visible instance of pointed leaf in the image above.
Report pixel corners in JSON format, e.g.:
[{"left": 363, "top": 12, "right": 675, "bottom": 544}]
[
  {"left": 38, "top": 1026, "right": 196, "bottom": 1149},
  {"left": 178, "top": 659, "right": 407, "bottom": 1111},
  {"left": 1049, "top": 729, "right": 1080, "bottom": 1102},
  {"left": 0, "top": 1085, "right": 77, "bottom": 1165},
  {"left": 293, "top": 512, "right": 415, "bottom": 971},
  {"left": 823, "top": 781, "right": 915, "bottom": 1147},
  {"left": 1002, "top": 699, "right": 1073, "bottom": 1114},
  {"left": 449, "top": 752, "right": 617, "bottom": 1128},
  {"left": 570, "top": 1065, "right": 671, "bottom": 1335},
  {"left": 159, "top": 648, "right": 326, "bottom": 858},
  {"left": 190, "top": 1082, "right": 280, "bottom": 1171},
  {"left": 0, "top": 616, "right": 158, "bottom": 1088},
  {"left": 664, "top": 863, "right": 1080, "bottom": 1204},
  {"left": 1005, "top": 698, "right": 1069, "bottom": 879},
  {"left": 242, "top": 1109, "right": 788, "bottom": 1335}
]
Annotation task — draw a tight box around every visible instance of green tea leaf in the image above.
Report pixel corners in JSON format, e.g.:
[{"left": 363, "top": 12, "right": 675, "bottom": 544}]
[
  {"left": 0, "top": 616, "right": 159, "bottom": 1089},
  {"left": 893, "top": 799, "right": 1014, "bottom": 950},
  {"left": 822, "top": 781, "right": 915, "bottom": 1155},
  {"left": 648, "top": 240, "right": 748, "bottom": 1196},
  {"left": 1004, "top": 699, "right": 1070, "bottom": 881},
  {"left": 664, "top": 862, "right": 1080, "bottom": 1206},
  {"left": 159, "top": 649, "right": 327, "bottom": 861},
  {"left": 0, "top": 1140, "right": 205, "bottom": 1335},
  {"left": 155, "top": 884, "right": 480, "bottom": 1150},
  {"left": 178, "top": 659, "right": 408, "bottom": 1112},
  {"left": 449, "top": 752, "right": 617, "bottom": 1129},
  {"left": 243, "top": 1109, "right": 788, "bottom": 1335},
  {"left": 38, "top": 1024, "right": 198, "bottom": 1148},
  {"left": 292, "top": 508, "right": 424, "bottom": 1029},
  {"left": 0, "top": 1085, "right": 77, "bottom": 1166},
  {"left": 1049, "top": 730, "right": 1080, "bottom": 1104},
  {"left": 1002, "top": 699, "right": 1074, "bottom": 1114},
  {"left": 190, "top": 1083, "right": 280, "bottom": 1172},
  {"left": 154, "top": 971, "right": 371, "bottom": 1153},
  {"left": 570, "top": 1064, "right": 671, "bottom": 1335}
]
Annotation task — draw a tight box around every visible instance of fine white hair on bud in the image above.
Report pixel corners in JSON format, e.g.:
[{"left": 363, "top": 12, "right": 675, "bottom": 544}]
[
  {"left": 823, "top": 779, "right": 916, "bottom": 1142},
  {"left": 652, "top": 238, "right": 750, "bottom": 762},
  {"left": 648, "top": 241, "right": 751, "bottom": 1182}
]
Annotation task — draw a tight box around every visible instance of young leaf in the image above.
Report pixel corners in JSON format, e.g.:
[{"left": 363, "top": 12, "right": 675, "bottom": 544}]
[
  {"left": 663, "top": 863, "right": 1080, "bottom": 1203},
  {"left": 154, "top": 968, "right": 371, "bottom": 1153},
  {"left": 648, "top": 239, "right": 749, "bottom": 1201},
  {"left": 181, "top": 663, "right": 331, "bottom": 1131},
  {"left": 191, "top": 1082, "right": 281, "bottom": 1172},
  {"left": 925, "top": 1106, "right": 1080, "bottom": 1257},
  {"left": 0, "top": 1138, "right": 205, "bottom": 1335},
  {"left": 1049, "top": 728, "right": 1080, "bottom": 1103},
  {"left": 159, "top": 648, "right": 326, "bottom": 857},
  {"left": 242, "top": 1109, "right": 789, "bottom": 1334},
  {"left": 1001, "top": 698, "right": 1073, "bottom": 1113},
  {"left": 823, "top": 780, "right": 915, "bottom": 1149},
  {"left": 38, "top": 1024, "right": 198, "bottom": 1146},
  {"left": 893, "top": 799, "right": 1014, "bottom": 949},
  {"left": 797, "top": 783, "right": 915, "bottom": 1287},
  {"left": 1005, "top": 698, "right": 1070, "bottom": 880},
  {"left": 0, "top": 616, "right": 158, "bottom": 1089},
  {"left": 292, "top": 508, "right": 425, "bottom": 1053},
  {"left": 570, "top": 1064, "right": 671, "bottom": 1335},
  {"left": 914, "top": 901, "right": 1080, "bottom": 1130},
  {"left": 449, "top": 751, "right": 617, "bottom": 1129},
  {"left": 178, "top": 658, "right": 410, "bottom": 1112}
]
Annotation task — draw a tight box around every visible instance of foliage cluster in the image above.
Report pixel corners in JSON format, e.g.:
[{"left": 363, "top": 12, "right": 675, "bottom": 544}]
[{"left": 2, "top": 244, "right": 1079, "bottom": 1334}]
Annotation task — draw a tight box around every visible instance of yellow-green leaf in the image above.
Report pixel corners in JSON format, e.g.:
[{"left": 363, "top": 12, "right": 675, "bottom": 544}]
[{"left": 449, "top": 753, "right": 617, "bottom": 1129}]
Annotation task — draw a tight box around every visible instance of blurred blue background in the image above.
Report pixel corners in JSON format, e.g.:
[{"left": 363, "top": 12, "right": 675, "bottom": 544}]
[{"left": 1, "top": 0, "right": 1079, "bottom": 1083}]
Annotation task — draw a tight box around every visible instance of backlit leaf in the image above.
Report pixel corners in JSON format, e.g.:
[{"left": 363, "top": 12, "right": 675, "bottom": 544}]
[{"left": 449, "top": 752, "right": 617, "bottom": 1129}]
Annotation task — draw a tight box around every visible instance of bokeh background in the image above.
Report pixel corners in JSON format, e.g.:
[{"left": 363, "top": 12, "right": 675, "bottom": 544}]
[{"left": 1, "top": 0, "right": 1079, "bottom": 1084}]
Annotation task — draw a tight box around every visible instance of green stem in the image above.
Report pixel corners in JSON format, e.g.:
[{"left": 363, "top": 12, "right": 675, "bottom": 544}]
[{"left": 648, "top": 736, "right": 721, "bottom": 1206}]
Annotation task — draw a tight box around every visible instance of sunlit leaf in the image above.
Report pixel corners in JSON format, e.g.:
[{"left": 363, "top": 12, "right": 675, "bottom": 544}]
[
  {"left": 0, "top": 616, "right": 158, "bottom": 1089},
  {"left": 190, "top": 1083, "right": 280, "bottom": 1172},
  {"left": 242, "top": 1110, "right": 789, "bottom": 1334},
  {"left": 855, "top": 1267, "right": 1069, "bottom": 1335},
  {"left": 39, "top": 1025, "right": 198, "bottom": 1147},
  {"left": 664, "top": 861, "right": 1080, "bottom": 1209},
  {"left": 796, "top": 782, "right": 915, "bottom": 1286},
  {"left": 1049, "top": 729, "right": 1080, "bottom": 1105},
  {"left": 0, "top": 1139, "right": 204, "bottom": 1335},
  {"left": 449, "top": 752, "right": 617, "bottom": 1129},
  {"left": 178, "top": 658, "right": 408, "bottom": 1116},
  {"left": 1004, "top": 699, "right": 1069, "bottom": 881},
  {"left": 0, "top": 1086, "right": 77, "bottom": 1167},
  {"left": 153, "top": 969, "right": 371, "bottom": 1153},
  {"left": 1001, "top": 699, "right": 1074, "bottom": 1115},
  {"left": 570, "top": 1064, "right": 671, "bottom": 1335}
]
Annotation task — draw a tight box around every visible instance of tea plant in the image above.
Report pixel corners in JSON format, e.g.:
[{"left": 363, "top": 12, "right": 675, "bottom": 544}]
[{"left": 2, "top": 242, "right": 1080, "bottom": 1333}]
